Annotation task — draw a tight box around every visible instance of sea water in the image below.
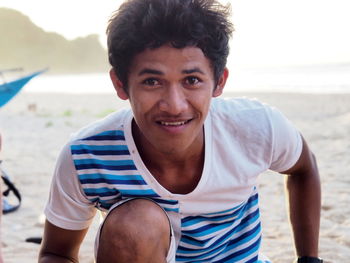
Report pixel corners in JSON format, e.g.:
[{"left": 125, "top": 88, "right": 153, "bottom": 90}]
[{"left": 23, "top": 64, "right": 350, "bottom": 94}]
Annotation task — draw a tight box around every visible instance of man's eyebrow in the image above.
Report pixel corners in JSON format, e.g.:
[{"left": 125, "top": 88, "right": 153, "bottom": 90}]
[
  {"left": 138, "top": 68, "right": 164, "bottom": 76},
  {"left": 137, "top": 67, "right": 205, "bottom": 76},
  {"left": 182, "top": 67, "right": 205, "bottom": 75}
]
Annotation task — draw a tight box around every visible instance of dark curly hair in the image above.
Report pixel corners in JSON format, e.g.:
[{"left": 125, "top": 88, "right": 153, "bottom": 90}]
[{"left": 107, "top": 0, "right": 233, "bottom": 89}]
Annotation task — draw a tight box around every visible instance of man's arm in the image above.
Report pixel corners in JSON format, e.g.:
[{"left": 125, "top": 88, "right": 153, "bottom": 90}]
[
  {"left": 282, "top": 135, "right": 321, "bottom": 258},
  {"left": 39, "top": 220, "right": 89, "bottom": 263}
]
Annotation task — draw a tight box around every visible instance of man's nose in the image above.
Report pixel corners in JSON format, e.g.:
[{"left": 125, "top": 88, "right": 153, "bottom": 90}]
[{"left": 158, "top": 85, "right": 188, "bottom": 115}]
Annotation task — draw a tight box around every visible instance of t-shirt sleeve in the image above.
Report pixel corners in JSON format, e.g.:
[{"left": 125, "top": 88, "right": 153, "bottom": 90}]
[
  {"left": 267, "top": 106, "right": 303, "bottom": 172},
  {"left": 44, "top": 142, "right": 96, "bottom": 230}
]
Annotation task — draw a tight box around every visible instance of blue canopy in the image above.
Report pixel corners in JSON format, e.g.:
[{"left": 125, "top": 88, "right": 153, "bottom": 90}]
[{"left": 0, "top": 69, "right": 46, "bottom": 108}]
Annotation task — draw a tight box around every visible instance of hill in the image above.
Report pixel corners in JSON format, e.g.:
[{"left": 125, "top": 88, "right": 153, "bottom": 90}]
[{"left": 0, "top": 8, "right": 110, "bottom": 74}]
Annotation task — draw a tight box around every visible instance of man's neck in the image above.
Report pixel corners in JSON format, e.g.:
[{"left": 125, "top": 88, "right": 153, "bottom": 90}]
[{"left": 132, "top": 121, "right": 205, "bottom": 194}]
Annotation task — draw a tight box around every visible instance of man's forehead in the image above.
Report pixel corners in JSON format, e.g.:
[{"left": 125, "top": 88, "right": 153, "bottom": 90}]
[{"left": 130, "top": 46, "right": 211, "bottom": 74}]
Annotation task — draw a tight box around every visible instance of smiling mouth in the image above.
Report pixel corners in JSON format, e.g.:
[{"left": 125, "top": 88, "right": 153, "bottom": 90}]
[{"left": 157, "top": 120, "right": 192, "bottom": 126}]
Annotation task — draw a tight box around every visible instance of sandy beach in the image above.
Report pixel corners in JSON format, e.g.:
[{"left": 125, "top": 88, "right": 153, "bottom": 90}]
[{"left": 0, "top": 91, "right": 349, "bottom": 262}]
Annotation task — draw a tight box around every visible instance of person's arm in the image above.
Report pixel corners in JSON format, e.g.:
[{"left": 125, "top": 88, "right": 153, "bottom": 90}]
[
  {"left": 39, "top": 220, "right": 89, "bottom": 263},
  {"left": 281, "top": 136, "right": 321, "bottom": 258},
  {"left": 0, "top": 133, "right": 3, "bottom": 263}
]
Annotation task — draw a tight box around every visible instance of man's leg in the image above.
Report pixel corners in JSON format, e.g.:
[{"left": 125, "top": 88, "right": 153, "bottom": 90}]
[{"left": 96, "top": 199, "right": 172, "bottom": 263}]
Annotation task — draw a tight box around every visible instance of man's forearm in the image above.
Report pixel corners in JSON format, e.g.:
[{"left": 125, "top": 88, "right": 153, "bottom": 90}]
[
  {"left": 38, "top": 220, "right": 88, "bottom": 263},
  {"left": 286, "top": 153, "right": 321, "bottom": 257}
]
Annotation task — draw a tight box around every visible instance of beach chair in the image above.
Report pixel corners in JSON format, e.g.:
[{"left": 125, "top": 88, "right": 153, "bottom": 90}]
[
  {"left": 1, "top": 161, "right": 21, "bottom": 214},
  {"left": 3, "top": 159, "right": 44, "bottom": 244}
]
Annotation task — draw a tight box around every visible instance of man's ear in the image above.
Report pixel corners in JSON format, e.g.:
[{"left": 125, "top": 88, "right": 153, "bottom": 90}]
[
  {"left": 110, "top": 69, "right": 129, "bottom": 100},
  {"left": 213, "top": 68, "right": 229, "bottom": 97}
]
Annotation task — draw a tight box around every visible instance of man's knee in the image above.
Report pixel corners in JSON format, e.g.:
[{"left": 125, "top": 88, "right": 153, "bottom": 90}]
[
  {"left": 97, "top": 199, "right": 171, "bottom": 262},
  {"left": 103, "top": 199, "right": 170, "bottom": 237}
]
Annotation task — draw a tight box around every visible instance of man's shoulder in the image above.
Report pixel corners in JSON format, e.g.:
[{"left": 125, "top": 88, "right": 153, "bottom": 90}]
[
  {"left": 211, "top": 97, "right": 268, "bottom": 115},
  {"left": 209, "top": 97, "right": 275, "bottom": 135},
  {"left": 69, "top": 108, "right": 131, "bottom": 143}
]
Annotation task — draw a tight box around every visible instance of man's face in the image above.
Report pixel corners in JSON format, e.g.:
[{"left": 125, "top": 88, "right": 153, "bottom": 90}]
[{"left": 112, "top": 45, "right": 227, "bottom": 156}]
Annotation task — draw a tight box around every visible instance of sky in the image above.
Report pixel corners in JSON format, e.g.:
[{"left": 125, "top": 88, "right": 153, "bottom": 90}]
[{"left": 1, "top": 0, "right": 350, "bottom": 68}]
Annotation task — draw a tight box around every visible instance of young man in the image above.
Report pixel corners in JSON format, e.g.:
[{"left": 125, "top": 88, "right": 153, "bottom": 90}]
[{"left": 39, "top": 0, "right": 322, "bottom": 262}]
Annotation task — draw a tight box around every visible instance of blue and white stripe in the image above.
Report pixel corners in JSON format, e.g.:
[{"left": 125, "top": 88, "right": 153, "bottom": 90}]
[
  {"left": 176, "top": 191, "right": 262, "bottom": 262},
  {"left": 71, "top": 130, "right": 157, "bottom": 209}
]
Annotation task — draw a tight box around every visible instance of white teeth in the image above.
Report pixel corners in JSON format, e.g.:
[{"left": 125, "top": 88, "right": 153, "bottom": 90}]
[{"left": 160, "top": 121, "right": 186, "bottom": 126}]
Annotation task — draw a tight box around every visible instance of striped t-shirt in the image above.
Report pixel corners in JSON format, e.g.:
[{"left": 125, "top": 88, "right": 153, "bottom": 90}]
[{"left": 45, "top": 97, "right": 302, "bottom": 262}]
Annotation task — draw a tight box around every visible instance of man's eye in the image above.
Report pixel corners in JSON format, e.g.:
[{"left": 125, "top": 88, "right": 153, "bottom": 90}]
[
  {"left": 143, "top": 78, "right": 159, "bottom": 86},
  {"left": 185, "top": 76, "right": 200, "bottom": 85}
]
